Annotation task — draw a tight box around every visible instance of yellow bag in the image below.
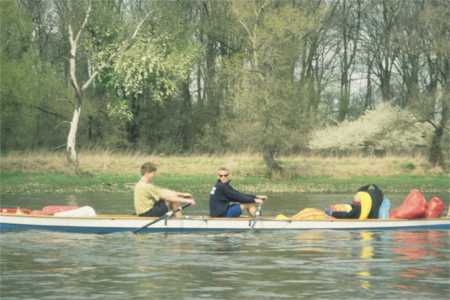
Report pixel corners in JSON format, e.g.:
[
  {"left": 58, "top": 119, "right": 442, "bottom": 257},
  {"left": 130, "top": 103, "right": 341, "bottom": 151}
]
[
  {"left": 332, "top": 204, "right": 353, "bottom": 212},
  {"left": 354, "top": 192, "right": 372, "bottom": 220},
  {"left": 291, "top": 208, "right": 334, "bottom": 220},
  {"left": 275, "top": 214, "right": 290, "bottom": 220}
]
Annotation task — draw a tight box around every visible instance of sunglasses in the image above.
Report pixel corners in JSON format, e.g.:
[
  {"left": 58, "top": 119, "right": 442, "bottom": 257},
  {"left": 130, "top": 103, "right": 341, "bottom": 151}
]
[{"left": 218, "top": 174, "right": 229, "bottom": 178}]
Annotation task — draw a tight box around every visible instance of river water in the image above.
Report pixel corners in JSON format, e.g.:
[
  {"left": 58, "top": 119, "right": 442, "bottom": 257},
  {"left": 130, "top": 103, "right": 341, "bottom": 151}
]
[{"left": 1, "top": 192, "right": 449, "bottom": 299}]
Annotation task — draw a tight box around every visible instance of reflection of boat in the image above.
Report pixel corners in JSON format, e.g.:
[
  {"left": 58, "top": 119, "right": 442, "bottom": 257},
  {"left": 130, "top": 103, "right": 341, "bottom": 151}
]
[
  {"left": 1, "top": 213, "right": 450, "bottom": 234},
  {"left": 392, "top": 231, "right": 447, "bottom": 261}
]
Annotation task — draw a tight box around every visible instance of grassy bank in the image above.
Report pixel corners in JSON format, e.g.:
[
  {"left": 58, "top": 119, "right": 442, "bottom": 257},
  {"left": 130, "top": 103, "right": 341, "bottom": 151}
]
[{"left": 1, "top": 151, "right": 449, "bottom": 194}]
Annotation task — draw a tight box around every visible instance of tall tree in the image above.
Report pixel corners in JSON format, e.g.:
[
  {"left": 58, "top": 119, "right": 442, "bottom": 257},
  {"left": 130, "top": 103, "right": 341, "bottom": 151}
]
[
  {"left": 56, "top": 0, "right": 150, "bottom": 169},
  {"left": 229, "top": 0, "right": 320, "bottom": 176},
  {"left": 394, "top": 0, "right": 424, "bottom": 108},
  {"left": 418, "top": 0, "right": 450, "bottom": 168},
  {"left": 336, "top": 0, "right": 361, "bottom": 121},
  {"left": 362, "top": 0, "right": 401, "bottom": 102}
]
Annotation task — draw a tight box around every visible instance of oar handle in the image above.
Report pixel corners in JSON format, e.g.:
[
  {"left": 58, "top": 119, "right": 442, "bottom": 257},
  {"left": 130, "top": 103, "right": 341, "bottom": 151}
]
[
  {"left": 250, "top": 203, "right": 263, "bottom": 229},
  {"left": 255, "top": 203, "right": 263, "bottom": 217},
  {"left": 166, "top": 203, "right": 191, "bottom": 217},
  {"left": 181, "top": 203, "right": 192, "bottom": 210}
]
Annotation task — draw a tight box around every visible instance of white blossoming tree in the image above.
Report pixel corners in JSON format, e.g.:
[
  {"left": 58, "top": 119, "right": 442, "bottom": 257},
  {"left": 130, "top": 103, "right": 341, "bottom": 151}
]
[{"left": 309, "top": 103, "right": 434, "bottom": 155}]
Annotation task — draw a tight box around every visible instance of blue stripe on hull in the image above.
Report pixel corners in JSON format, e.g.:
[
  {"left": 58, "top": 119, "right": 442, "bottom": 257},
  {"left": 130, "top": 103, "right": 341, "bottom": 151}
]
[
  {"left": 1, "top": 222, "right": 449, "bottom": 234},
  {"left": 0, "top": 223, "right": 249, "bottom": 234},
  {"left": 329, "top": 224, "right": 450, "bottom": 231},
  {"left": 0, "top": 223, "right": 129, "bottom": 234}
]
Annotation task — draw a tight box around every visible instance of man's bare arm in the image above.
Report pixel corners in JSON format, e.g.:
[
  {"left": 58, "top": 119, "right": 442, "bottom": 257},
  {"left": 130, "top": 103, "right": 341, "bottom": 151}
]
[{"left": 160, "top": 188, "right": 195, "bottom": 205}]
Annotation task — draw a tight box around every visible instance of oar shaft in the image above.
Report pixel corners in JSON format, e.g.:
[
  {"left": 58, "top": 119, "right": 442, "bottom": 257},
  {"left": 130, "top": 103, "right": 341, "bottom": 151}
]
[{"left": 134, "top": 203, "right": 191, "bottom": 234}]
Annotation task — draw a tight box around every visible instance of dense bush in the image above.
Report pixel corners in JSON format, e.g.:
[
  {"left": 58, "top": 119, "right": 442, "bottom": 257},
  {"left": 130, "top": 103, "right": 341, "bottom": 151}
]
[{"left": 308, "top": 103, "right": 434, "bottom": 154}]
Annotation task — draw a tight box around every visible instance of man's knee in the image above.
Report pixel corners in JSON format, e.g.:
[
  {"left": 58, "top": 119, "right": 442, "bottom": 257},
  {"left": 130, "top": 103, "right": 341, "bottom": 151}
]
[{"left": 240, "top": 204, "right": 257, "bottom": 217}]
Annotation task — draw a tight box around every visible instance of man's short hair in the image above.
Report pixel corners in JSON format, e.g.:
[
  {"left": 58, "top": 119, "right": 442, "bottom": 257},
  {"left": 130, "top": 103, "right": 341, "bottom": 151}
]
[
  {"left": 217, "top": 167, "right": 229, "bottom": 174},
  {"left": 141, "top": 162, "right": 157, "bottom": 175}
]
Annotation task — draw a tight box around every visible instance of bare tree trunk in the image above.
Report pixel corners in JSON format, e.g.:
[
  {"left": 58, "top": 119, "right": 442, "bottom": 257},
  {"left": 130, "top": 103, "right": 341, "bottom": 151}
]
[
  {"left": 181, "top": 78, "right": 193, "bottom": 151},
  {"left": 205, "top": 38, "right": 218, "bottom": 120},
  {"left": 65, "top": 2, "right": 91, "bottom": 170},
  {"left": 429, "top": 126, "right": 444, "bottom": 167},
  {"left": 126, "top": 96, "right": 140, "bottom": 147},
  {"left": 63, "top": 1, "right": 150, "bottom": 170},
  {"left": 338, "top": 69, "right": 350, "bottom": 121},
  {"left": 263, "top": 147, "right": 283, "bottom": 178},
  {"left": 66, "top": 104, "right": 81, "bottom": 169},
  {"left": 365, "top": 54, "right": 373, "bottom": 109},
  {"left": 429, "top": 87, "right": 449, "bottom": 168},
  {"left": 338, "top": 0, "right": 360, "bottom": 121}
]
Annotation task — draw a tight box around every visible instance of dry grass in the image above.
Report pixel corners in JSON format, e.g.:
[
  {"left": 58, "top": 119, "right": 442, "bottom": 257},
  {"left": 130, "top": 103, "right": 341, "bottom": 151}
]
[
  {"left": 279, "top": 154, "right": 439, "bottom": 177},
  {"left": 0, "top": 150, "right": 442, "bottom": 177}
]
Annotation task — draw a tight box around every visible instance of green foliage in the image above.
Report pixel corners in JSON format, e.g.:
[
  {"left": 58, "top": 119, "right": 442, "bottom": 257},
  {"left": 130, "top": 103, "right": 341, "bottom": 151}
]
[
  {"left": 0, "top": 0, "right": 32, "bottom": 58},
  {"left": 109, "top": 36, "right": 198, "bottom": 100},
  {"left": 0, "top": 0, "right": 71, "bottom": 150},
  {"left": 1, "top": 0, "right": 448, "bottom": 171},
  {"left": 0, "top": 52, "right": 72, "bottom": 150},
  {"left": 106, "top": 100, "right": 133, "bottom": 122},
  {"left": 225, "top": 0, "right": 321, "bottom": 159}
]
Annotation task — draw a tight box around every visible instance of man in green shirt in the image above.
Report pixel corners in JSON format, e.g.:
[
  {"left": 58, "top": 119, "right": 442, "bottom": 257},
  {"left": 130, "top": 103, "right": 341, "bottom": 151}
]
[{"left": 134, "top": 162, "right": 195, "bottom": 217}]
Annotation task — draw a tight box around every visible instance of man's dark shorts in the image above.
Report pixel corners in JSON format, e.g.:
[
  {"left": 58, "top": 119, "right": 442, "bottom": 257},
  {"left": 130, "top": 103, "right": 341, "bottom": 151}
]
[
  {"left": 224, "top": 203, "right": 242, "bottom": 217},
  {"left": 139, "top": 200, "right": 169, "bottom": 217}
]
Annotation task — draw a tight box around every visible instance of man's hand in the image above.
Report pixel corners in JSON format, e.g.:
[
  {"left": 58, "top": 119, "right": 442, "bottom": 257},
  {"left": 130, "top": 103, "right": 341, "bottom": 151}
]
[
  {"left": 254, "top": 198, "right": 264, "bottom": 204},
  {"left": 185, "top": 198, "right": 196, "bottom": 206},
  {"left": 179, "top": 192, "right": 193, "bottom": 198}
]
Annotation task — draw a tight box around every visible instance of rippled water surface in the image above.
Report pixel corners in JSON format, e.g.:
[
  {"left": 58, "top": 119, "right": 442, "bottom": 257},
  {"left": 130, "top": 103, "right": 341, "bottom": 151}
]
[{"left": 1, "top": 192, "right": 449, "bottom": 299}]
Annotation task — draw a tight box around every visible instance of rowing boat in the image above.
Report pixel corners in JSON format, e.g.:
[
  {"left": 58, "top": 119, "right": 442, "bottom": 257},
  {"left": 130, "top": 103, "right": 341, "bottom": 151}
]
[{"left": 1, "top": 213, "right": 449, "bottom": 234}]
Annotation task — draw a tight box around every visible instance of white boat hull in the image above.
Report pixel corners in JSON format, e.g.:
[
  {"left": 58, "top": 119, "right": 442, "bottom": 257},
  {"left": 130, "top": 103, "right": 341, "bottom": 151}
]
[{"left": 1, "top": 214, "right": 450, "bottom": 234}]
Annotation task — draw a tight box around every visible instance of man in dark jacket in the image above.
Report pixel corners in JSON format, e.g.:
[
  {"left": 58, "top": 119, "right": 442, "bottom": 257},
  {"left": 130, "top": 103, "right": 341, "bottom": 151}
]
[{"left": 209, "top": 167, "right": 266, "bottom": 217}]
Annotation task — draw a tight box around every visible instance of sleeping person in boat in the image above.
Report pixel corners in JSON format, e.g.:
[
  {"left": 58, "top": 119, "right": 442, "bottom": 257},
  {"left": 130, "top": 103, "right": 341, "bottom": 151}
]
[
  {"left": 134, "top": 162, "right": 196, "bottom": 217},
  {"left": 326, "top": 184, "right": 384, "bottom": 220},
  {"left": 209, "top": 167, "right": 267, "bottom": 218}
]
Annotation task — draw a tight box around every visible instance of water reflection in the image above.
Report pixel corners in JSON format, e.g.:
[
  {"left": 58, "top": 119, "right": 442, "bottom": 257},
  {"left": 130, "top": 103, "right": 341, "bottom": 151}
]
[
  {"left": 357, "top": 232, "right": 374, "bottom": 290},
  {"left": 392, "top": 231, "right": 446, "bottom": 261},
  {"left": 1, "top": 229, "right": 449, "bottom": 299},
  {"left": 2, "top": 191, "right": 450, "bottom": 299},
  {"left": 389, "top": 230, "right": 450, "bottom": 295}
]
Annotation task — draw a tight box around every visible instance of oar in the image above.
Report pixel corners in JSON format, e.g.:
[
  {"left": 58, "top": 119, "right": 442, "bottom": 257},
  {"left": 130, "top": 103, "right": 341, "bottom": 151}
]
[
  {"left": 250, "top": 203, "right": 263, "bottom": 229},
  {"left": 133, "top": 203, "right": 191, "bottom": 234}
]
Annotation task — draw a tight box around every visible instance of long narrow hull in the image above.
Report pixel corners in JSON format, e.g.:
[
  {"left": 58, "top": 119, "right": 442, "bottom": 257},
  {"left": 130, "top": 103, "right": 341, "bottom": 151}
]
[{"left": 1, "top": 214, "right": 449, "bottom": 234}]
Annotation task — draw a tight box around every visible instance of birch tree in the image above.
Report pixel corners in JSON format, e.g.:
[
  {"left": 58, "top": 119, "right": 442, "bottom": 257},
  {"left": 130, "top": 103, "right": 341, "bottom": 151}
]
[{"left": 58, "top": 0, "right": 150, "bottom": 169}]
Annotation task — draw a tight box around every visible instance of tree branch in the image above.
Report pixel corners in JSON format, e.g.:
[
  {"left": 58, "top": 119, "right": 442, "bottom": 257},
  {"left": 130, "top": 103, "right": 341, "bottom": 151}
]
[
  {"left": 81, "top": 10, "right": 152, "bottom": 91},
  {"left": 426, "top": 119, "right": 438, "bottom": 129},
  {"left": 67, "top": 1, "right": 92, "bottom": 98},
  {"left": 75, "top": 1, "right": 91, "bottom": 45},
  {"left": 68, "top": 24, "right": 81, "bottom": 97},
  {"left": 56, "top": 121, "right": 71, "bottom": 129},
  {"left": 238, "top": 18, "right": 253, "bottom": 42},
  {"left": 29, "top": 104, "right": 66, "bottom": 119}
]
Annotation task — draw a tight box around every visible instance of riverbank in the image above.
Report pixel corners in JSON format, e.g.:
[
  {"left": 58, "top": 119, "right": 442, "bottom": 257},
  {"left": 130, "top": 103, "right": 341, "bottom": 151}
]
[
  {"left": 1, "top": 151, "right": 448, "bottom": 194},
  {"left": 1, "top": 151, "right": 445, "bottom": 177},
  {"left": 1, "top": 171, "right": 449, "bottom": 195}
]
